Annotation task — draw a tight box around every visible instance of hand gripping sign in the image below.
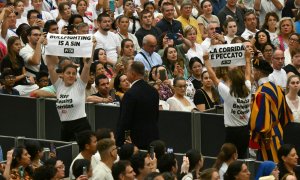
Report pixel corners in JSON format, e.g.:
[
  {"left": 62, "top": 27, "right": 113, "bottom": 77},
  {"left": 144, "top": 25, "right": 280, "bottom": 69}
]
[
  {"left": 209, "top": 43, "right": 246, "bottom": 67},
  {"left": 45, "top": 33, "right": 93, "bottom": 57}
]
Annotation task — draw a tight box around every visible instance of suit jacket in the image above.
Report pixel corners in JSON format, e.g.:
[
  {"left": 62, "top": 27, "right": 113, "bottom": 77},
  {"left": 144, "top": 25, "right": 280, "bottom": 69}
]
[{"left": 116, "top": 79, "right": 159, "bottom": 149}]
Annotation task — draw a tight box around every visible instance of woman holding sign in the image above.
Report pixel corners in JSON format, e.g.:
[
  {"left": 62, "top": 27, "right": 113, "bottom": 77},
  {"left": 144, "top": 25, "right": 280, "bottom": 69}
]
[
  {"left": 46, "top": 42, "right": 95, "bottom": 141},
  {"left": 203, "top": 48, "right": 251, "bottom": 159}
]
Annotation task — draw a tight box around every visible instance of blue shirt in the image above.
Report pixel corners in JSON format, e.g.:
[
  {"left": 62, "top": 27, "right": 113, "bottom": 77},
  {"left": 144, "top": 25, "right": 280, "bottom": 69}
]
[{"left": 134, "top": 49, "right": 162, "bottom": 71}]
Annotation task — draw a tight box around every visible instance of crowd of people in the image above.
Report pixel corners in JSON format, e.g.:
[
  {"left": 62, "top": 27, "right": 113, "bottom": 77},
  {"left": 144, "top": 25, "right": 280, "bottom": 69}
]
[{"left": 0, "top": 0, "right": 300, "bottom": 178}]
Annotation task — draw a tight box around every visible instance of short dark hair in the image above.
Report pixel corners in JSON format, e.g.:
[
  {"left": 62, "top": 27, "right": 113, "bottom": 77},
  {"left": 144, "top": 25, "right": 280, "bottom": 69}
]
[
  {"left": 27, "top": 26, "right": 41, "bottom": 36},
  {"left": 33, "top": 165, "right": 56, "bottom": 180},
  {"left": 27, "top": 9, "right": 40, "bottom": 20},
  {"left": 291, "top": 48, "right": 300, "bottom": 58},
  {"left": 44, "top": 20, "right": 57, "bottom": 32},
  {"left": 188, "top": 57, "right": 203, "bottom": 71},
  {"left": 36, "top": 71, "right": 49, "bottom": 82},
  {"left": 130, "top": 61, "right": 145, "bottom": 76},
  {"left": 97, "top": 12, "right": 110, "bottom": 22},
  {"left": 244, "top": 11, "right": 256, "bottom": 21},
  {"left": 161, "top": 2, "right": 174, "bottom": 12},
  {"left": 95, "top": 128, "right": 113, "bottom": 140},
  {"left": 131, "top": 151, "right": 147, "bottom": 176},
  {"left": 72, "top": 159, "right": 91, "bottom": 179},
  {"left": 97, "top": 138, "right": 115, "bottom": 155},
  {"left": 95, "top": 74, "right": 108, "bottom": 86},
  {"left": 139, "top": 9, "right": 152, "bottom": 19},
  {"left": 112, "top": 160, "right": 132, "bottom": 180},
  {"left": 75, "top": 130, "right": 96, "bottom": 152},
  {"left": 149, "top": 140, "right": 166, "bottom": 160},
  {"left": 157, "top": 153, "right": 176, "bottom": 173},
  {"left": 68, "top": 14, "right": 83, "bottom": 25},
  {"left": 119, "top": 143, "right": 135, "bottom": 160}
]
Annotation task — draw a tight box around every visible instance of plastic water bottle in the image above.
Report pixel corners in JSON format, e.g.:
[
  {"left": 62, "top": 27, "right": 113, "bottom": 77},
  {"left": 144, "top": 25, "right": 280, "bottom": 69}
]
[{"left": 0, "top": 145, "right": 3, "bottom": 162}]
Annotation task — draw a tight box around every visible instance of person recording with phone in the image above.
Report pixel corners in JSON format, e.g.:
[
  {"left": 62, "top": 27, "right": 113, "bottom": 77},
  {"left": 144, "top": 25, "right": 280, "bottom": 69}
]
[
  {"left": 149, "top": 65, "right": 173, "bottom": 101},
  {"left": 57, "top": 2, "right": 72, "bottom": 33},
  {"left": 27, "top": 10, "right": 45, "bottom": 28}
]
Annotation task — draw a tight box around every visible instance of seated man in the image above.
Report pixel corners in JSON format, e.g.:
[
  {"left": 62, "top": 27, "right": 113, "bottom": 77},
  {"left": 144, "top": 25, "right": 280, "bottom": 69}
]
[
  {"left": 0, "top": 69, "right": 20, "bottom": 95},
  {"left": 86, "top": 74, "right": 113, "bottom": 103},
  {"left": 112, "top": 160, "right": 136, "bottom": 180},
  {"left": 131, "top": 151, "right": 156, "bottom": 180},
  {"left": 92, "top": 138, "right": 118, "bottom": 180}
]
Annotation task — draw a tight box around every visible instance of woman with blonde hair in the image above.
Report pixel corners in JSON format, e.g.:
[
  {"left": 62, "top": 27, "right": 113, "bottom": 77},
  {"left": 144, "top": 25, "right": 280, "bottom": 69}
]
[{"left": 272, "top": 17, "right": 295, "bottom": 51}]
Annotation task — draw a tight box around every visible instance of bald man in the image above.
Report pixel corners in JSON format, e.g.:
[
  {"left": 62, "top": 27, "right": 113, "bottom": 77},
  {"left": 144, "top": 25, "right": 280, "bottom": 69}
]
[
  {"left": 134, "top": 35, "right": 162, "bottom": 71},
  {"left": 268, "top": 49, "right": 287, "bottom": 89}
]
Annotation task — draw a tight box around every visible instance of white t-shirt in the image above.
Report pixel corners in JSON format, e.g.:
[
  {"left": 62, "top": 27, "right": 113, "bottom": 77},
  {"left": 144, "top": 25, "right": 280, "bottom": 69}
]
[
  {"left": 57, "top": 19, "right": 68, "bottom": 33},
  {"left": 268, "top": 69, "right": 287, "bottom": 89},
  {"left": 241, "top": 28, "right": 259, "bottom": 40},
  {"left": 218, "top": 80, "right": 251, "bottom": 127},
  {"left": 16, "top": 16, "right": 28, "bottom": 28},
  {"left": 91, "top": 161, "right": 114, "bottom": 180},
  {"left": 69, "top": 153, "right": 99, "bottom": 179},
  {"left": 186, "top": 43, "right": 204, "bottom": 63},
  {"left": 54, "top": 78, "right": 87, "bottom": 121},
  {"left": 41, "top": 11, "right": 54, "bottom": 21},
  {"left": 94, "top": 31, "right": 120, "bottom": 65},
  {"left": 219, "top": 162, "right": 228, "bottom": 180},
  {"left": 19, "top": 44, "right": 41, "bottom": 77}
]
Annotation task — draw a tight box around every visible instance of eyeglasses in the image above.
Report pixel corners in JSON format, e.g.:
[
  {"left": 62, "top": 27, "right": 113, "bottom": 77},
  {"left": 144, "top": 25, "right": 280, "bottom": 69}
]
[
  {"left": 273, "top": 57, "right": 285, "bottom": 61},
  {"left": 289, "top": 38, "right": 299, "bottom": 43},
  {"left": 175, "top": 84, "right": 188, "bottom": 89}
]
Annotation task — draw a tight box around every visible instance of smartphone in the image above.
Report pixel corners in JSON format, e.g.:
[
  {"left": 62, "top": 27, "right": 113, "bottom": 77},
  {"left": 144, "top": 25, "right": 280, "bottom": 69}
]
[
  {"left": 167, "top": 33, "right": 178, "bottom": 40},
  {"left": 159, "top": 69, "right": 166, "bottom": 81},
  {"left": 125, "top": 130, "right": 130, "bottom": 141},
  {"left": 149, "top": 145, "right": 154, "bottom": 159},
  {"left": 110, "top": 89, "right": 116, "bottom": 101},
  {"left": 37, "top": 14, "right": 43, "bottom": 20},
  {"left": 50, "top": 143, "right": 56, "bottom": 154},
  {"left": 215, "top": 27, "right": 222, "bottom": 34},
  {"left": 109, "top": 0, "right": 115, "bottom": 12},
  {"left": 82, "top": 166, "right": 87, "bottom": 176},
  {"left": 19, "top": 166, "right": 24, "bottom": 179},
  {"left": 167, "top": 147, "right": 173, "bottom": 154}
]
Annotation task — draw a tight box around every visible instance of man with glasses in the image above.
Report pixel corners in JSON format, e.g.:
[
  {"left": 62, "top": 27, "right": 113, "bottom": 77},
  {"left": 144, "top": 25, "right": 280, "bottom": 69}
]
[
  {"left": 0, "top": 69, "right": 20, "bottom": 95},
  {"left": 177, "top": 0, "right": 202, "bottom": 43},
  {"left": 19, "top": 26, "right": 47, "bottom": 77},
  {"left": 268, "top": 49, "right": 287, "bottom": 89},
  {"left": 92, "top": 138, "right": 117, "bottom": 180},
  {"left": 134, "top": 34, "right": 162, "bottom": 71}
]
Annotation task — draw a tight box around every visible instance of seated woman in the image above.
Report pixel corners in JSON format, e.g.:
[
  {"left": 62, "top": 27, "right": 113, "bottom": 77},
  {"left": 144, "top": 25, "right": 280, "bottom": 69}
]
[
  {"left": 0, "top": 36, "right": 34, "bottom": 86},
  {"left": 93, "top": 48, "right": 114, "bottom": 79},
  {"left": 162, "top": 47, "right": 189, "bottom": 79},
  {"left": 149, "top": 65, "right": 173, "bottom": 101},
  {"left": 194, "top": 71, "right": 220, "bottom": 111},
  {"left": 277, "top": 144, "right": 300, "bottom": 179},
  {"left": 44, "top": 158, "right": 66, "bottom": 180},
  {"left": 187, "top": 57, "right": 204, "bottom": 90},
  {"left": 213, "top": 143, "right": 237, "bottom": 180},
  {"left": 167, "top": 77, "right": 196, "bottom": 112},
  {"left": 9, "top": 146, "right": 33, "bottom": 179},
  {"left": 261, "top": 43, "right": 275, "bottom": 64},
  {"left": 181, "top": 149, "right": 203, "bottom": 179},
  {"left": 25, "top": 140, "right": 44, "bottom": 170},
  {"left": 223, "top": 161, "right": 250, "bottom": 180},
  {"left": 255, "top": 161, "right": 279, "bottom": 180},
  {"left": 113, "top": 73, "right": 131, "bottom": 101}
]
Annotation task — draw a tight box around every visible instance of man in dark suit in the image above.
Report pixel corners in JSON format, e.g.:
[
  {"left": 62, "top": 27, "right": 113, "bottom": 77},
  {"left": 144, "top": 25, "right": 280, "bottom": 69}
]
[{"left": 116, "top": 61, "right": 159, "bottom": 149}]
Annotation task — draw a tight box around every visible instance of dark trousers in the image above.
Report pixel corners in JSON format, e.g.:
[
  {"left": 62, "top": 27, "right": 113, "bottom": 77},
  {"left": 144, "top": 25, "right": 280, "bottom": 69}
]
[
  {"left": 61, "top": 117, "right": 91, "bottom": 141},
  {"left": 225, "top": 125, "right": 249, "bottom": 159}
]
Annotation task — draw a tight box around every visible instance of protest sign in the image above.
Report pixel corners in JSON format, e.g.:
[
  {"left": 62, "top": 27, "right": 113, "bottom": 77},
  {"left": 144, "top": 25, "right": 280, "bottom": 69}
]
[
  {"left": 45, "top": 33, "right": 93, "bottom": 57},
  {"left": 209, "top": 43, "right": 246, "bottom": 67}
]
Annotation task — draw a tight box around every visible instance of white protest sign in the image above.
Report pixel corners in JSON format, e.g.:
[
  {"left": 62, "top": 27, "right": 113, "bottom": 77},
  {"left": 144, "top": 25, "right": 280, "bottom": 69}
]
[
  {"left": 209, "top": 43, "right": 246, "bottom": 67},
  {"left": 45, "top": 33, "right": 93, "bottom": 57}
]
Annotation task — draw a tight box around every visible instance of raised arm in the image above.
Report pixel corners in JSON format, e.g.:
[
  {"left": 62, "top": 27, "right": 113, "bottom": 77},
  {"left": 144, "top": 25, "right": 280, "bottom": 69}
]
[
  {"left": 46, "top": 55, "right": 59, "bottom": 85},
  {"left": 203, "top": 52, "right": 220, "bottom": 86},
  {"left": 80, "top": 38, "right": 96, "bottom": 83},
  {"left": 245, "top": 48, "right": 251, "bottom": 81}
]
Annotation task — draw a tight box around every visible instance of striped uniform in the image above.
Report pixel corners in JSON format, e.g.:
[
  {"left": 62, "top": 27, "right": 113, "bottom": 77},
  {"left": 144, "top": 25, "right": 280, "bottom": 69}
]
[{"left": 250, "top": 81, "right": 294, "bottom": 163}]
